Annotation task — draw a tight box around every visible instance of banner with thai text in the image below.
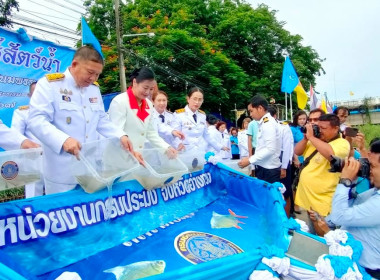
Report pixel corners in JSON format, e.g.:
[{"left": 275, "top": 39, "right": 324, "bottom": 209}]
[{"left": 0, "top": 28, "right": 75, "bottom": 126}]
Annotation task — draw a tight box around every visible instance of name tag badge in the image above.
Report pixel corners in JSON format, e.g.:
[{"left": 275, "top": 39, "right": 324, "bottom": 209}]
[
  {"left": 89, "top": 97, "right": 98, "bottom": 103},
  {"left": 62, "top": 95, "right": 71, "bottom": 102}
]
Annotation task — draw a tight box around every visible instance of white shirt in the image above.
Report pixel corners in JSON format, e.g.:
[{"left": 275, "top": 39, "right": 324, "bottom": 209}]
[
  {"left": 172, "top": 105, "right": 222, "bottom": 152},
  {"left": 248, "top": 112, "right": 281, "bottom": 169},
  {"left": 28, "top": 69, "right": 125, "bottom": 188},
  {"left": 151, "top": 108, "right": 178, "bottom": 147},
  {"left": 108, "top": 91, "right": 170, "bottom": 150},
  {"left": 220, "top": 129, "right": 232, "bottom": 159},
  {"left": 0, "top": 119, "right": 27, "bottom": 150},
  {"left": 279, "top": 122, "right": 294, "bottom": 169},
  {"left": 207, "top": 125, "right": 223, "bottom": 155},
  {"left": 238, "top": 129, "right": 249, "bottom": 157},
  {"left": 11, "top": 105, "right": 40, "bottom": 143}
]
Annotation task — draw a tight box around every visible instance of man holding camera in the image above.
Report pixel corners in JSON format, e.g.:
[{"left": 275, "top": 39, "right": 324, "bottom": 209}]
[
  {"left": 319, "top": 140, "right": 380, "bottom": 279},
  {"left": 294, "top": 114, "right": 350, "bottom": 231}
]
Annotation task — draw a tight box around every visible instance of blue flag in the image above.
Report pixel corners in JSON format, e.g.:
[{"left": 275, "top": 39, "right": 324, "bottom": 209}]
[
  {"left": 81, "top": 17, "right": 104, "bottom": 59},
  {"left": 281, "top": 56, "right": 299, "bottom": 94}
]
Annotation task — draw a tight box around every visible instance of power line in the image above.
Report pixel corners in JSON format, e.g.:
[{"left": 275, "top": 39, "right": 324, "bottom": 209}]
[
  {"left": 123, "top": 48, "right": 210, "bottom": 90},
  {"left": 20, "top": 8, "right": 78, "bottom": 23},
  {"left": 11, "top": 21, "right": 79, "bottom": 41},
  {"left": 13, "top": 15, "right": 79, "bottom": 36},
  {"left": 63, "top": 0, "right": 87, "bottom": 11},
  {"left": 28, "top": 0, "right": 81, "bottom": 20},
  {"left": 40, "top": 0, "right": 84, "bottom": 15}
]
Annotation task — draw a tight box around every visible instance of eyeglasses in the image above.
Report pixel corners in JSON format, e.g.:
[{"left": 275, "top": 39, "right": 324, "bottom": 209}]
[
  {"left": 190, "top": 97, "right": 204, "bottom": 103},
  {"left": 308, "top": 118, "right": 319, "bottom": 122}
]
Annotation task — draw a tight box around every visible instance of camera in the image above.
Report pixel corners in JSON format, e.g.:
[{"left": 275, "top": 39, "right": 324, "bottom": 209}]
[
  {"left": 300, "top": 125, "right": 321, "bottom": 138},
  {"left": 329, "top": 155, "right": 370, "bottom": 178}
]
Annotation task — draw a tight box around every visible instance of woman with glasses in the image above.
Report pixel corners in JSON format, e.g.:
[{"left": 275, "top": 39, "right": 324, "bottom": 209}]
[
  {"left": 172, "top": 87, "right": 229, "bottom": 153},
  {"left": 151, "top": 90, "right": 185, "bottom": 149}
]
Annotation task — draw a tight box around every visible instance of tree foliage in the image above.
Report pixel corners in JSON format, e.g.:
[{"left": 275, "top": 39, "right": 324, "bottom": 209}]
[
  {"left": 0, "top": 0, "right": 19, "bottom": 27},
  {"left": 84, "top": 0, "right": 324, "bottom": 118}
]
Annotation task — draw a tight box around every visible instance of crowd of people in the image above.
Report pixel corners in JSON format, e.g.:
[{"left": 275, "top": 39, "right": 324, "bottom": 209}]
[{"left": 0, "top": 45, "right": 379, "bottom": 278}]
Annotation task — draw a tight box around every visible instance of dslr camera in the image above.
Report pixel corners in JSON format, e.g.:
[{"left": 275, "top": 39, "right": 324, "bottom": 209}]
[
  {"left": 329, "top": 155, "right": 370, "bottom": 178},
  {"left": 300, "top": 125, "right": 321, "bottom": 138}
]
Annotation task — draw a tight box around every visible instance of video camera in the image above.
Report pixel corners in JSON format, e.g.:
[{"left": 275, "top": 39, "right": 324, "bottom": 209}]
[
  {"left": 329, "top": 155, "right": 370, "bottom": 178},
  {"left": 300, "top": 125, "right": 321, "bottom": 138}
]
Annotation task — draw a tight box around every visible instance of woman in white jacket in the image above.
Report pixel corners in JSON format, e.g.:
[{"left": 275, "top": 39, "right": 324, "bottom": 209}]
[{"left": 108, "top": 67, "right": 177, "bottom": 157}]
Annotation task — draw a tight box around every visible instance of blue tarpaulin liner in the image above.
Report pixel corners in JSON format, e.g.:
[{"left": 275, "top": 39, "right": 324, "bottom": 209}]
[{"left": 0, "top": 164, "right": 290, "bottom": 279}]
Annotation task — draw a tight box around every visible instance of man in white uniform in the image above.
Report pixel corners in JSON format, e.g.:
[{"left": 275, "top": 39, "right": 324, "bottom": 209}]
[
  {"left": 28, "top": 46, "right": 134, "bottom": 194},
  {"left": 11, "top": 82, "right": 45, "bottom": 197},
  {"left": 238, "top": 95, "right": 281, "bottom": 183},
  {"left": 0, "top": 120, "right": 39, "bottom": 150}
]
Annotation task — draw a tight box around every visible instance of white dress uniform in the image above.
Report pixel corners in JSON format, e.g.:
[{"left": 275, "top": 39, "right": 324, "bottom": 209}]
[
  {"left": 279, "top": 121, "right": 294, "bottom": 170},
  {"left": 11, "top": 106, "right": 44, "bottom": 197},
  {"left": 172, "top": 105, "right": 222, "bottom": 152},
  {"left": 248, "top": 112, "right": 281, "bottom": 169},
  {"left": 220, "top": 129, "right": 232, "bottom": 159},
  {"left": 151, "top": 108, "right": 178, "bottom": 147},
  {"left": 11, "top": 106, "right": 40, "bottom": 143},
  {"left": 238, "top": 129, "right": 249, "bottom": 158},
  {"left": 28, "top": 69, "right": 126, "bottom": 194},
  {"left": 108, "top": 89, "right": 170, "bottom": 150},
  {"left": 207, "top": 125, "right": 223, "bottom": 155},
  {"left": 0, "top": 119, "right": 27, "bottom": 150}
]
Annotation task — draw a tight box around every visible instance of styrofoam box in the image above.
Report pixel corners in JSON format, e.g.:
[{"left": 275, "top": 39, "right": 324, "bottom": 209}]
[
  {"left": 132, "top": 148, "right": 188, "bottom": 190},
  {"left": 72, "top": 138, "right": 139, "bottom": 193},
  {"left": 220, "top": 159, "right": 251, "bottom": 175},
  {"left": 177, "top": 146, "right": 206, "bottom": 172},
  {"left": 0, "top": 147, "right": 42, "bottom": 191}
]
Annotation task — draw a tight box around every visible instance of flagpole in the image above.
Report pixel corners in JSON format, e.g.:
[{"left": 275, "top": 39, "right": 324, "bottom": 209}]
[
  {"left": 289, "top": 93, "right": 293, "bottom": 121},
  {"left": 285, "top": 92, "right": 288, "bottom": 119}
]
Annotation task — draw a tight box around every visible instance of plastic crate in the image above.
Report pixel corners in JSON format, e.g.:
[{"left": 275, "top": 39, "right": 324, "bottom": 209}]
[
  {"left": 132, "top": 148, "right": 188, "bottom": 190},
  {"left": 0, "top": 148, "right": 42, "bottom": 191},
  {"left": 72, "top": 138, "right": 139, "bottom": 193},
  {"left": 220, "top": 159, "right": 251, "bottom": 175},
  {"left": 177, "top": 146, "right": 206, "bottom": 172}
]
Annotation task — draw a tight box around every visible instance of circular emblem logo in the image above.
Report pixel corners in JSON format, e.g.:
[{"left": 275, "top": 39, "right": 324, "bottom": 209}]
[
  {"left": 1, "top": 161, "right": 19, "bottom": 180},
  {"left": 174, "top": 231, "right": 243, "bottom": 264},
  {"left": 191, "top": 158, "right": 199, "bottom": 169}
]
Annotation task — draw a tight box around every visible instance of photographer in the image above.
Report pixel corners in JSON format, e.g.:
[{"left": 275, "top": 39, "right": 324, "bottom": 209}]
[
  {"left": 327, "top": 140, "right": 380, "bottom": 279},
  {"left": 293, "top": 114, "right": 350, "bottom": 232}
]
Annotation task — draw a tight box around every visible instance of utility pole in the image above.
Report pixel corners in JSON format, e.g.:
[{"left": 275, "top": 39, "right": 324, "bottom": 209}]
[{"left": 114, "top": 0, "right": 127, "bottom": 92}]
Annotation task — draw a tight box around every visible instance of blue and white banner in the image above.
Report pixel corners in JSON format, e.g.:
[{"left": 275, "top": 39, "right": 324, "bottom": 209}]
[
  {"left": 0, "top": 164, "right": 291, "bottom": 280},
  {"left": 0, "top": 28, "right": 75, "bottom": 126}
]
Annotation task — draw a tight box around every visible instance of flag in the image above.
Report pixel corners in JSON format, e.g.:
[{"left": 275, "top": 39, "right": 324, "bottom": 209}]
[
  {"left": 320, "top": 99, "right": 327, "bottom": 113},
  {"left": 293, "top": 81, "right": 308, "bottom": 109},
  {"left": 350, "top": 91, "right": 355, "bottom": 96},
  {"left": 81, "top": 17, "right": 104, "bottom": 59},
  {"left": 309, "top": 84, "right": 318, "bottom": 110},
  {"left": 281, "top": 56, "right": 299, "bottom": 94}
]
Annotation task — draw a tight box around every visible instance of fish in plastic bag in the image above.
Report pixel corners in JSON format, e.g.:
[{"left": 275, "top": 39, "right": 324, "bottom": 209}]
[
  {"left": 211, "top": 209, "right": 248, "bottom": 229},
  {"left": 104, "top": 260, "right": 166, "bottom": 280}
]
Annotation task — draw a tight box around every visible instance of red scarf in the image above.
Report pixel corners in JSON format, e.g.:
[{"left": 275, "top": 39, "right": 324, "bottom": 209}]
[{"left": 127, "top": 87, "right": 150, "bottom": 122}]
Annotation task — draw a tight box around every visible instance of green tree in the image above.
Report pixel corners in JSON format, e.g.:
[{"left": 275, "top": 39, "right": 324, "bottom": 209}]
[
  {"left": 0, "top": 0, "right": 19, "bottom": 27},
  {"left": 84, "top": 0, "right": 324, "bottom": 119}
]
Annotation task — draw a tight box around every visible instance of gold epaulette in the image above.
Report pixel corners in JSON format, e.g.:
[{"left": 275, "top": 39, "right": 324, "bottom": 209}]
[
  {"left": 18, "top": 105, "right": 29, "bottom": 110},
  {"left": 281, "top": 121, "right": 289, "bottom": 125},
  {"left": 175, "top": 108, "right": 185, "bottom": 114},
  {"left": 93, "top": 81, "right": 100, "bottom": 87},
  {"left": 45, "top": 73, "right": 65, "bottom": 82},
  {"left": 263, "top": 117, "right": 269, "bottom": 123},
  {"left": 199, "top": 109, "right": 205, "bottom": 115}
]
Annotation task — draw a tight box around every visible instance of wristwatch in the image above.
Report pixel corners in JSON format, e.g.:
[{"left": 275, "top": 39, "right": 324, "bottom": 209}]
[{"left": 339, "top": 178, "right": 352, "bottom": 188}]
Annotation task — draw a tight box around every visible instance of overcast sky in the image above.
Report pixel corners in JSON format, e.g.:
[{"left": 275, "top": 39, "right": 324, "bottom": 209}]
[
  {"left": 250, "top": 0, "right": 380, "bottom": 102},
  {"left": 12, "top": 0, "right": 380, "bottom": 102}
]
